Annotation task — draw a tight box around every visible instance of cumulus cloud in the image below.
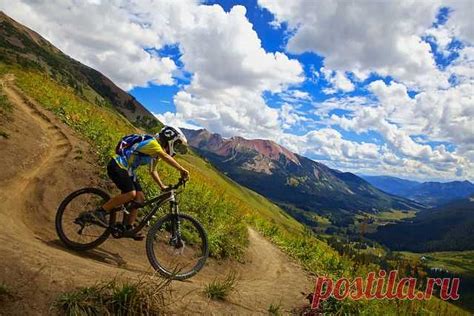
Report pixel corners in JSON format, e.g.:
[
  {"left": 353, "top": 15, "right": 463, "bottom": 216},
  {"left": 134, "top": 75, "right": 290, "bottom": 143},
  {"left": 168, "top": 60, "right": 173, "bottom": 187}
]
[
  {"left": 0, "top": 0, "right": 178, "bottom": 90},
  {"left": 258, "top": 0, "right": 473, "bottom": 179},
  {"left": 1, "top": 0, "right": 472, "bottom": 180},
  {"left": 167, "top": 4, "right": 304, "bottom": 138},
  {"left": 327, "top": 79, "right": 473, "bottom": 179},
  {"left": 281, "top": 128, "right": 380, "bottom": 162},
  {"left": 259, "top": 0, "right": 450, "bottom": 89},
  {"left": 279, "top": 103, "right": 311, "bottom": 130},
  {"left": 279, "top": 89, "right": 312, "bottom": 103},
  {"left": 154, "top": 111, "right": 202, "bottom": 130},
  {"left": 320, "top": 67, "right": 355, "bottom": 94},
  {"left": 2, "top": 0, "right": 303, "bottom": 139},
  {"left": 445, "top": 0, "right": 474, "bottom": 44}
]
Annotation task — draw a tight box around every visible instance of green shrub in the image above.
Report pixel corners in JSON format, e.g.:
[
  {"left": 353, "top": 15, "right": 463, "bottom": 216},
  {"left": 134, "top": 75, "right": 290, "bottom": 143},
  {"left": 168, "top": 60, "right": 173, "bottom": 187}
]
[
  {"left": 203, "top": 271, "right": 238, "bottom": 301},
  {"left": 267, "top": 302, "right": 281, "bottom": 315},
  {"left": 54, "top": 286, "right": 103, "bottom": 315},
  {"left": 0, "top": 86, "right": 13, "bottom": 139}
]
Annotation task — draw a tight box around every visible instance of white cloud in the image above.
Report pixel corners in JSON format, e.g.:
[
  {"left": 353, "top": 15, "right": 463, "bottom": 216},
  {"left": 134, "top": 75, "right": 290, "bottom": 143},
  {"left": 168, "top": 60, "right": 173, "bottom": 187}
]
[
  {"left": 2, "top": 0, "right": 303, "bottom": 139},
  {"left": 313, "top": 96, "right": 376, "bottom": 118},
  {"left": 445, "top": 0, "right": 474, "bottom": 44},
  {"left": 259, "top": 0, "right": 449, "bottom": 89},
  {"left": 279, "top": 103, "right": 310, "bottom": 130},
  {"left": 327, "top": 79, "right": 473, "bottom": 179},
  {"left": 2, "top": 0, "right": 472, "bottom": 181},
  {"left": 153, "top": 111, "right": 202, "bottom": 130},
  {"left": 259, "top": 0, "right": 473, "bottom": 180},
  {"left": 320, "top": 67, "right": 355, "bottom": 94},
  {"left": 0, "top": 0, "right": 178, "bottom": 90},
  {"left": 162, "top": 4, "right": 304, "bottom": 138},
  {"left": 285, "top": 128, "right": 381, "bottom": 162},
  {"left": 289, "top": 90, "right": 311, "bottom": 100},
  {"left": 277, "top": 89, "right": 312, "bottom": 105}
]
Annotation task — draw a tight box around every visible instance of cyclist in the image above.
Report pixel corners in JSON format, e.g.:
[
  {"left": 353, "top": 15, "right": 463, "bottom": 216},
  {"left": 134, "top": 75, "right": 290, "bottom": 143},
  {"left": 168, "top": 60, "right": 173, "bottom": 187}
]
[{"left": 91, "top": 125, "right": 190, "bottom": 240}]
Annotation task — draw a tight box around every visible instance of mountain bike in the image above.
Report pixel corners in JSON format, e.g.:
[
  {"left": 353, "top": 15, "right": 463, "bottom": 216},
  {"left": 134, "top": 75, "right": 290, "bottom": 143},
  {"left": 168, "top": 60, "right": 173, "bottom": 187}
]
[{"left": 55, "top": 178, "right": 209, "bottom": 280}]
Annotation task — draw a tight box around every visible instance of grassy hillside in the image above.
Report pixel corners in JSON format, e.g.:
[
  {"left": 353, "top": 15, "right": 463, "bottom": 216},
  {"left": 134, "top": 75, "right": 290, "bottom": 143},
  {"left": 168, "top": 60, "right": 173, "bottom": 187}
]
[
  {"left": 399, "top": 251, "right": 474, "bottom": 276},
  {"left": 370, "top": 196, "right": 474, "bottom": 252},
  {"left": 0, "top": 11, "right": 160, "bottom": 131},
  {"left": 0, "top": 64, "right": 302, "bottom": 259},
  {"left": 399, "top": 251, "right": 474, "bottom": 311}
]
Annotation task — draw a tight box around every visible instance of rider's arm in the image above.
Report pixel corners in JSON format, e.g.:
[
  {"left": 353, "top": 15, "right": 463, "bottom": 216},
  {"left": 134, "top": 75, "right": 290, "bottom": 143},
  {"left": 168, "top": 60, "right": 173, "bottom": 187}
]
[
  {"left": 149, "top": 159, "right": 167, "bottom": 190},
  {"left": 157, "top": 151, "right": 190, "bottom": 179}
]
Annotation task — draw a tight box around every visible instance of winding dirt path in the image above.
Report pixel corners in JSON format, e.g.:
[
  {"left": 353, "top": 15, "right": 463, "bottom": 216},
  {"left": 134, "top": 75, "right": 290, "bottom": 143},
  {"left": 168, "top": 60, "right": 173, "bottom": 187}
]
[{"left": 0, "top": 75, "right": 312, "bottom": 315}]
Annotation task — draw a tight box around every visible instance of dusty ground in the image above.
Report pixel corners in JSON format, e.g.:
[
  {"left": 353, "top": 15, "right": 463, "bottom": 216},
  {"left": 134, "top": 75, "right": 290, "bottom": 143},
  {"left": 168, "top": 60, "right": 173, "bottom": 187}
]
[{"left": 0, "top": 75, "right": 313, "bottom": 315}]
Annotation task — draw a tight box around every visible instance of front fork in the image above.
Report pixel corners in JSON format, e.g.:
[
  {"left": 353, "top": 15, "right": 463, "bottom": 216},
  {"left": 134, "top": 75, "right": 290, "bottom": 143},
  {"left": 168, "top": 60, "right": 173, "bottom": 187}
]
[{"left": 170, "top": 200, "right": 183, "bottom": 248}]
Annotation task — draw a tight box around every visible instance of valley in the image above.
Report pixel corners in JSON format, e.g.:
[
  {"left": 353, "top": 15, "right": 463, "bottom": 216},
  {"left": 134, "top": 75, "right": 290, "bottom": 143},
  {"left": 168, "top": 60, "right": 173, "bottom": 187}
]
[{"left": 183, "top": 128, "right": 422, "bottom": 231}]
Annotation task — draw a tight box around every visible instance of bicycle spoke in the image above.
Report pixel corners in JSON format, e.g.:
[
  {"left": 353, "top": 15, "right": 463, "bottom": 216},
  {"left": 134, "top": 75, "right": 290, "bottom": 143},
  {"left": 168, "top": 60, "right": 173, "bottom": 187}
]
[
  {"left": 146, "top": 214, "right": 208, "bottom": 279},
  {"left": 56, "top": 188, "right": 113, "bottom": 251}
]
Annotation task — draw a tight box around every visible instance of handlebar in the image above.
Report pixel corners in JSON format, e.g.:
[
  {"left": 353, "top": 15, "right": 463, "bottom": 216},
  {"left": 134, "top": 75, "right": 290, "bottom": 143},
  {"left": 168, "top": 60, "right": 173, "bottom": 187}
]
[{"left": 165, "top": 177, "right": 188, "bottom": 191}]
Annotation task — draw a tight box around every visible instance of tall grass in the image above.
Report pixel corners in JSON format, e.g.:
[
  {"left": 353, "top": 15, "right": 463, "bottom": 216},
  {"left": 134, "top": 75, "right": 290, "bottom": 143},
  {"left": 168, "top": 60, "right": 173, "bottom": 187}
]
[
  {"left": 203, "top": 271, "right": 238, "bottom": 301},
  {"left": 53, "top": 275, "right": 171, "bottom": 315},
  {"left": 267, "top": 302, "right": 282, "bottom": 315},
  {"left": 0, "top": 84, "right": 12, "bottom": 138}
]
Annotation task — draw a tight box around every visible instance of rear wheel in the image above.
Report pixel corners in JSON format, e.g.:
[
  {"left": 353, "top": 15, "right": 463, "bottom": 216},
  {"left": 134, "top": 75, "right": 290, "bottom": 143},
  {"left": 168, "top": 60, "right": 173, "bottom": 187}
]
[
  {"left": 55, "top": 188, "right": 116, "bottom": 251},
  {"left": 146, "top": 213, "right": 209, "bottom": 280}
]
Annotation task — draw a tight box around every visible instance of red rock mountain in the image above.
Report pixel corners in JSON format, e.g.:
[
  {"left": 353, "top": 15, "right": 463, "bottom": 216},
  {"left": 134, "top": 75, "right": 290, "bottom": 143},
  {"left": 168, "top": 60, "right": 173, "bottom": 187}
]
[
  {"left": 183, "top": 128, "right": 422, "bottom": 227},
  {"left": 186, "top": 129, "right": 300, "bottom": 174}
]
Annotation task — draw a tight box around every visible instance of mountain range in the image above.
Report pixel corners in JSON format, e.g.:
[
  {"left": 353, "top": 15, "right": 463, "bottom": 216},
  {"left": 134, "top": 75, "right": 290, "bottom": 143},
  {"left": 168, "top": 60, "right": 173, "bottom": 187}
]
[
  {"left": 183, "top": 128, "right": 421, "bottom": 227},
  {"left": 362, "top": 175, "right": 474, "bottom": 207}
]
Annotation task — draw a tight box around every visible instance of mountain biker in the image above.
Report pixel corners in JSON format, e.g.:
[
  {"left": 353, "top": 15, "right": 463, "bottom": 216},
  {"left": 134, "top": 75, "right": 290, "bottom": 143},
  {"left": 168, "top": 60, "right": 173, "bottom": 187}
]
[{"left": 91, "top": 125, "right": 190, "bottom": 240}]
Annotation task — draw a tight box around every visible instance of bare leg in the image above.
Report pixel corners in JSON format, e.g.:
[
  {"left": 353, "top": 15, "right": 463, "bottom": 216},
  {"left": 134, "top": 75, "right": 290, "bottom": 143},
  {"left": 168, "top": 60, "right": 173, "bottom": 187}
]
[
  {"left": 126, "top": 191, "right": 145, "bottom": 226},
  {"left": 102, "top": 191, "right": 136, "bottom": 211}
]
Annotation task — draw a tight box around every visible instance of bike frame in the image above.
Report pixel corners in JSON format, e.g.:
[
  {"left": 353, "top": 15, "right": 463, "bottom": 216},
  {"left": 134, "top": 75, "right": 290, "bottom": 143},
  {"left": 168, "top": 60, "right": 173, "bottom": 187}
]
[{"left": 109, "top": 188, "right": 181, "bottom": 235}]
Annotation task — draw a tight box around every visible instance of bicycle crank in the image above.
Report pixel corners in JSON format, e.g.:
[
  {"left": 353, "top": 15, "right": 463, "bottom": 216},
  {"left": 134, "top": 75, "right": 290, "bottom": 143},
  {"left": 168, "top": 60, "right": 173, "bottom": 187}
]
[{"left": 110, "top": 223, "right": 125, "bottom": 238}]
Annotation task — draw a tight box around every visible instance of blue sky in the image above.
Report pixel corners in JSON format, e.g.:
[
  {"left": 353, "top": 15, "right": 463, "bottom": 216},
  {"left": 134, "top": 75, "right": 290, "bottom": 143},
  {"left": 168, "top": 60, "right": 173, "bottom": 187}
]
[{"left": 2, "top": 0, "right": 473, "bottom": 181}]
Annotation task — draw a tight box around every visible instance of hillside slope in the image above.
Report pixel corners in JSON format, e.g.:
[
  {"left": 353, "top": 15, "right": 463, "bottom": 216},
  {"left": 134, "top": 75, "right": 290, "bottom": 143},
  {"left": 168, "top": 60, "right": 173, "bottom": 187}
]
[
  {"left": 370, "top": 196, "right": 474, "bottom": 252},
  {"left": 0, "top": 66, "right": 467, "bottom": 316},
  {"left": 0, "top": 11, "right": 160, "bottom": 131},
  {"left": 0, "top": 74, "right": 314, "bottom": 314},
  {"left": 184, "top": 128, "right": 421, "bottom": 226},
  {"left": 362, "top": 175, "right": 474, "bottom": 207}
]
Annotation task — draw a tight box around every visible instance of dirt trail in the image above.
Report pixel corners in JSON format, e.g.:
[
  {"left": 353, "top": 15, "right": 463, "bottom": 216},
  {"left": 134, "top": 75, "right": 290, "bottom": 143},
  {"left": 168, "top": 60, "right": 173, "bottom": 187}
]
[{"left": 0, "top": 76, "right": 312, "bottom": 315}]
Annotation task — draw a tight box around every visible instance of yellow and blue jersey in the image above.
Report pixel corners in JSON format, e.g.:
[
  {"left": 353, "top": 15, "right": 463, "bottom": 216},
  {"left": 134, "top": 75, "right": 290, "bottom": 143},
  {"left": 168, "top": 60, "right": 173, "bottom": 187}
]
[{"left": 113, "top": 137, "right": 164, "bottom": 175}]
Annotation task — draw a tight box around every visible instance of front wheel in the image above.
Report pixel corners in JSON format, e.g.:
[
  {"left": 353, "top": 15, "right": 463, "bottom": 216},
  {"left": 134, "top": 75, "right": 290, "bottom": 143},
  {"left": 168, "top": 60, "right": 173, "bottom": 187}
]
[
  {"left": 146, "top": 213, "right": 209, "bottom": 280},
  {"left": 55, "top": 188, "right": 116, "bottom": 251}
]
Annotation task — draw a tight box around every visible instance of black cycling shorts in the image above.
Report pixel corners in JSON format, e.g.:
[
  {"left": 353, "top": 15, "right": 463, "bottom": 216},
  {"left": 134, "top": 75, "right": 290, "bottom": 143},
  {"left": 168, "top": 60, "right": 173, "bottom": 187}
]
[{"left": 107, "top": 158, "right": 143, "bottom": 193}]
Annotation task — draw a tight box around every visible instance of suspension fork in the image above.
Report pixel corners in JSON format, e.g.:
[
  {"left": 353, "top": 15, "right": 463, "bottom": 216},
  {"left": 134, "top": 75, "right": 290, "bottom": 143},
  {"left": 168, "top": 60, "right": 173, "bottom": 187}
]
[{"left": 170, "top": 193, "right": 181, "bottom": 236}]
